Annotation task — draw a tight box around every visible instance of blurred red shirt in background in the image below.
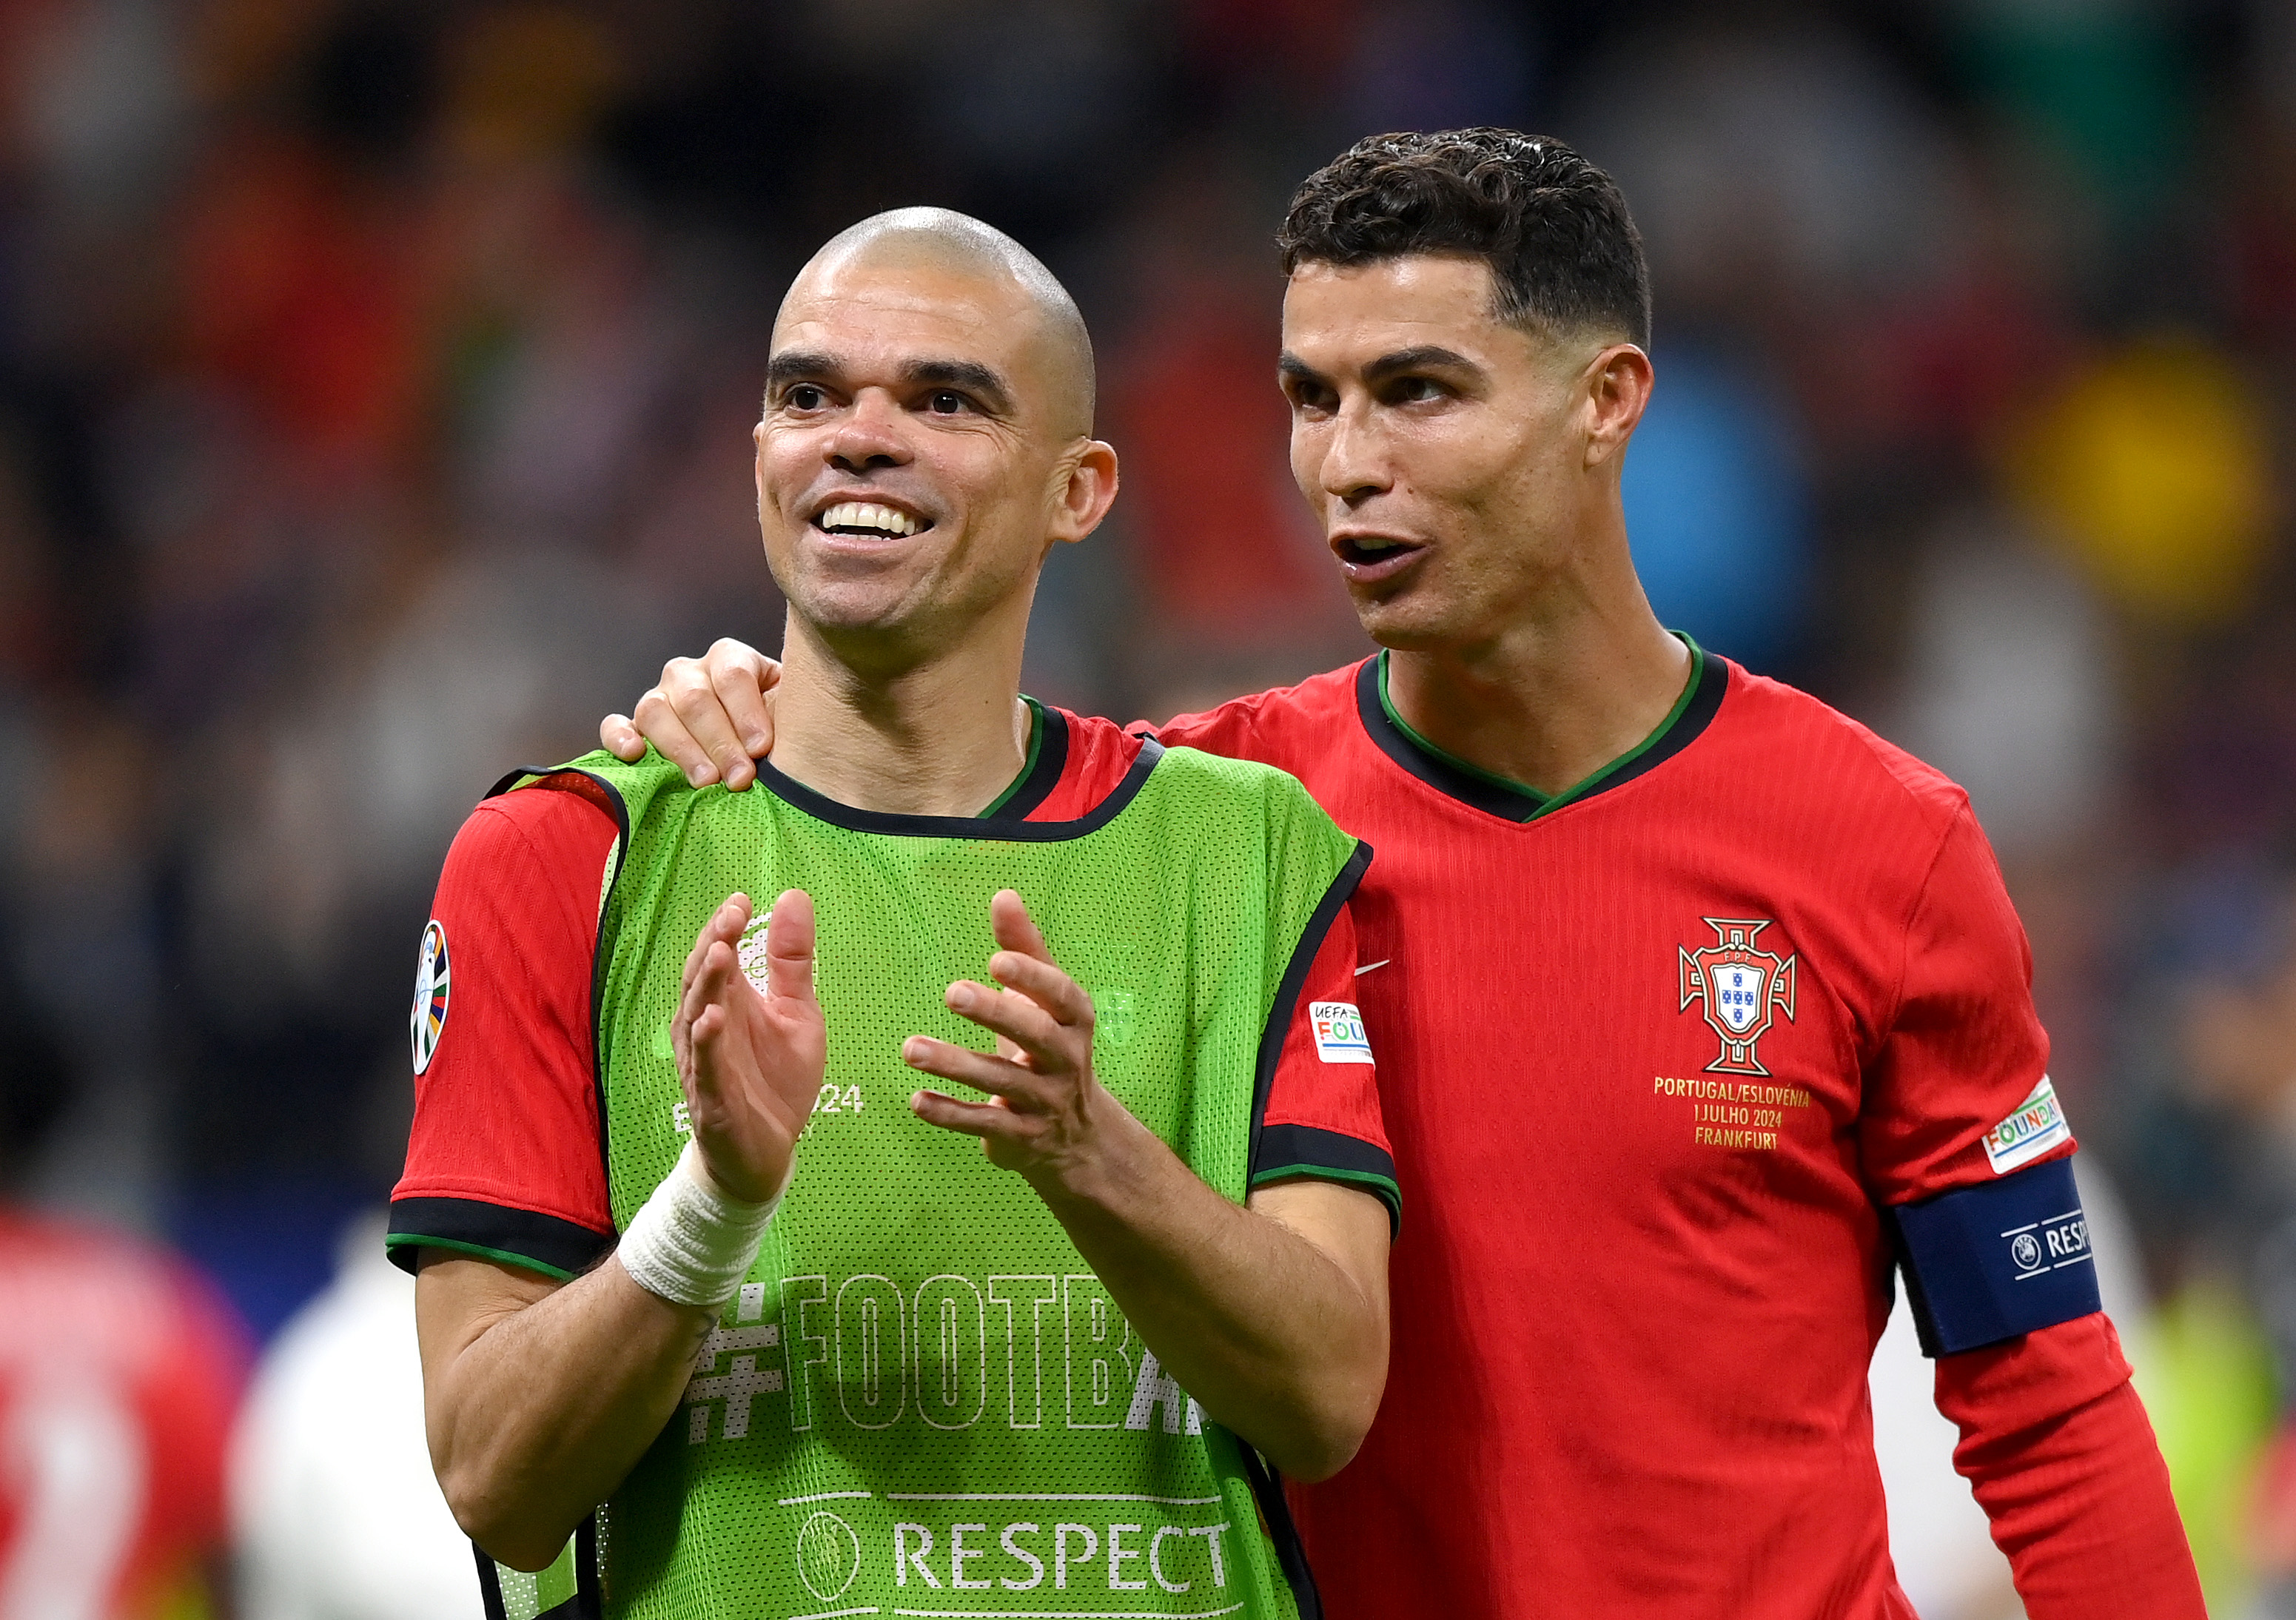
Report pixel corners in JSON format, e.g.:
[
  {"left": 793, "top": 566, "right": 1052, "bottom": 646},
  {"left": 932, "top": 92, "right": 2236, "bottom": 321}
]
[{"left": 0, "top": 1211, "right": 245, "bottom": 1619}]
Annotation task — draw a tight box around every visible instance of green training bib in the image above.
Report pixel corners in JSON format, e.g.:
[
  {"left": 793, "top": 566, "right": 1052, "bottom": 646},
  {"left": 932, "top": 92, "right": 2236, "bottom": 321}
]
[{"left": 488, "top": 736, "right": 1363, "bottom": 1620}]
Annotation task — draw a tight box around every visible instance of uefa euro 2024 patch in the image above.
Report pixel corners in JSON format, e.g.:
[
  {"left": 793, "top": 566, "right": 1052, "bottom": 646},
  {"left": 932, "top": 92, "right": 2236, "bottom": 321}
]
[
  {"left": 1309, "top": 1001, "right": 1373, "bottom": 1064},
  {"left": 1984, "top": 1075, "right": 2070, "bottom": 1175},
  {"left": 410, "top": 919, "right": 449, "bottom": 1075}
]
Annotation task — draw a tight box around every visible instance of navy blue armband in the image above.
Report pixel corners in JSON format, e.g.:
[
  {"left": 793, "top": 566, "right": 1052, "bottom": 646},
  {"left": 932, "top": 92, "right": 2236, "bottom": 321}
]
[{"left": 1887, "top": 1155, "right": 2101, "bottom": 1357}]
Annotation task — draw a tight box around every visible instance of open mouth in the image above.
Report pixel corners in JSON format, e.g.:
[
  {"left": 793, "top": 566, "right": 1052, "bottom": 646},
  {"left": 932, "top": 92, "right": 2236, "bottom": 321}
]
[
  {"left": 813, "top": 500, "right": 932, "bottom": 539},
  {"left": 1332, "top": 534, "right": 1426, "bottom": 578}
]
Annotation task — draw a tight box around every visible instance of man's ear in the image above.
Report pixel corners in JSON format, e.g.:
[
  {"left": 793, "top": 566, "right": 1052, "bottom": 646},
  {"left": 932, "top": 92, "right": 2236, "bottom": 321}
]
[
  {"left": 1049, "top": 438, "right": 1120, "bottom": 544},
  {"left": 1582, "top": 344, "right": 1653, "bottom": 470}
]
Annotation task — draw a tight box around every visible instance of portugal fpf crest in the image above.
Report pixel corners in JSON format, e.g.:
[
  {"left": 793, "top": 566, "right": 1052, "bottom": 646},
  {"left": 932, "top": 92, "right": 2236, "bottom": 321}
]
[{"left": 1678, "top": 918, "right": 1796, "bottom": 1075}]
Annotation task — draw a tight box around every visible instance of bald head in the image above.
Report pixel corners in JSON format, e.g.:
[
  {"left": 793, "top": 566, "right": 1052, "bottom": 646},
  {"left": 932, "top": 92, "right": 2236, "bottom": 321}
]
[{"left": 781, "top": 207, "right": 1095, "bottom": 440}]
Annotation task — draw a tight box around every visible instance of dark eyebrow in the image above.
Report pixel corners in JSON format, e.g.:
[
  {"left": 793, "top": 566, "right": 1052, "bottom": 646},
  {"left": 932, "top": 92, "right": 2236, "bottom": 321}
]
[
  {"left": 1362, "top": 346, "right": 1480, "bottom": 384},
  {"left": 902, "top": 358, "right": 1013, "bottom": 414},
  {"left": 765, "top": 350, "right": 841, "bottom": 388},
  {"left": 1278, "top": 346, "right": 1481, "bottom": 389},
  {"left": 765, "top": 352, "right": 1014, "bottom": 414}
]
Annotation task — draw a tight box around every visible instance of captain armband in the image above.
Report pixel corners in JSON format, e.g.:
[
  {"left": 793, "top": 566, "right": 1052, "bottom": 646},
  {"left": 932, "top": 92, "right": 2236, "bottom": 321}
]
[
  {"left": 1886, "top": 1154, "right": 2102, "bottom": 1357},
  {"left": 617, "top": 1140, "right": 787, "bottom": 1309}
]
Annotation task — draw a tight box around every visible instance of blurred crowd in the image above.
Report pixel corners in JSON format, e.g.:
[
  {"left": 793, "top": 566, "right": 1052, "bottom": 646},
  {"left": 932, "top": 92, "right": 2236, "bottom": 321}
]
[{"left": 2, "top": 0, "right": 2296, "bottom": 1613}]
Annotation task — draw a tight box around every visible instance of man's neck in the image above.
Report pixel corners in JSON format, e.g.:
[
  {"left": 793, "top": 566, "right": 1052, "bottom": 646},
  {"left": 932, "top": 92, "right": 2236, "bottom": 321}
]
[
  {"left": 768, "top": 614, "right": 1033, "bottom": 818},
  {"left": 1385, "top": 586, "right": 1691, "bottom": 801}
]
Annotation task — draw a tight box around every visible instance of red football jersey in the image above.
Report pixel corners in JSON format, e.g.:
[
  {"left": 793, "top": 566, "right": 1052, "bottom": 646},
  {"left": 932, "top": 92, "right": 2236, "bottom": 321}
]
[
  {"left": 1152, "top": 646, "right": 2173, "bottom": 1619},
  {"left": 0, "top": 1212, "right": 245, "bottom": 1618},
  {"left": 391, "top": 705, "right": 1397, "bottom": 1280}
]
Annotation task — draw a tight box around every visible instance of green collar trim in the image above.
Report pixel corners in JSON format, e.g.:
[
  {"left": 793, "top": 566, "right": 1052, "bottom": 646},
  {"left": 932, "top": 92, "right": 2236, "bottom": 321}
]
[
  {"left": 978, "top": 696, "right": 1049, "bottom": 818},
  {"left": 1372, "top": 634, "right": 1712, "bottom": 823}
]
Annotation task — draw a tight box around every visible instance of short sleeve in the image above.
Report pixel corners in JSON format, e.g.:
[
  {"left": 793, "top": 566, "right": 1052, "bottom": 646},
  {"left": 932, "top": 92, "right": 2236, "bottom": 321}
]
[
  {"left": 1861, "top": 805, "right": 2062, "bottom": 1206},
  {"left": 1250, "top": 900, "right": 1400, "bottom": 1232},
  {"left": 386, "top": 782, "right": 621, "bottom": 1279}
]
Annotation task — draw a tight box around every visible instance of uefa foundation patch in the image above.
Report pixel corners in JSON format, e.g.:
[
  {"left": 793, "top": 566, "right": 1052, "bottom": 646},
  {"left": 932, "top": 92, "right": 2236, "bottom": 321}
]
[
  {"left": 411, "top": 920, "right": 450, "bottom": 1075},
  {"left": 1984, "top": 1075, "right": 2070, "bottom": 1174},
  {"left": 1309, "top": 1001, "right": 1374, "bottom": 1064}
]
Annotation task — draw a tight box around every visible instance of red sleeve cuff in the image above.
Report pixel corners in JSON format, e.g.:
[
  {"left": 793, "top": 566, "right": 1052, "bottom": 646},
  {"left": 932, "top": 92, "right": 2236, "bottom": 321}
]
[{"left": 1934, "top": 1314, "right": 2203, "bottom": 1619}]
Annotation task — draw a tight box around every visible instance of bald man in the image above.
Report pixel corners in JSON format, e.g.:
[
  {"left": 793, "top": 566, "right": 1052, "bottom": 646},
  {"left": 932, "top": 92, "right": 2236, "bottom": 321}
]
[{"left": 394, "top": 209, "right": 1393, "bottom": 1619}]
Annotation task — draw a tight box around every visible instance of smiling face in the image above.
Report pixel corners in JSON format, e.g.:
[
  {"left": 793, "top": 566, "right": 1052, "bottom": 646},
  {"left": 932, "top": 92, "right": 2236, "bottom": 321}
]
[
  {"left": 1279, "top": 255, "right": 1646, "bottom": 656},
  {"left": 756, "top": 239, "right": 1110, "bottom": 673}
]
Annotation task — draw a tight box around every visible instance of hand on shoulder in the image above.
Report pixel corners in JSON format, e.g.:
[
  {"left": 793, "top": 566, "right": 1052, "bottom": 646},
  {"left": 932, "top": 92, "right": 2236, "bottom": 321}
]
[{"left": 602, "top": 639, "right": 781, "bottom": 790}]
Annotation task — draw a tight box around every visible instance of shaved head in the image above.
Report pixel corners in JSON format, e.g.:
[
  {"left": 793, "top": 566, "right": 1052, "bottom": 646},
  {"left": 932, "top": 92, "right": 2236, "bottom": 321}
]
[
  {"left": 753, "top": 208, "right": 1121, "bottom": 673},
  {"left": 782, "top": 207, "right": 1095, "bottom": 439}
]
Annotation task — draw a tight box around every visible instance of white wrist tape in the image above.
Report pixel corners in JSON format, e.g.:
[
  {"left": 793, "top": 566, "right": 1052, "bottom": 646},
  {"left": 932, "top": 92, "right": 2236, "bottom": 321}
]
[{"left": 617, "top": 1140, "right": 786, "bottom": 1308}]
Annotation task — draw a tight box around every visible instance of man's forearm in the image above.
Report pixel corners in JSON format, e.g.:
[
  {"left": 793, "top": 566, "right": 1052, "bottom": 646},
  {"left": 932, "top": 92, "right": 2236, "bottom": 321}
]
[
  {"left": 1938, "top": 1314, "right": 2204, "bottom": 1619},
  {"left": 1034, "top": 1105, "right": 1389, "bottom": 1482},
  {"left": 417, "top": 1253, "right": 716, "bottom": 1570}
]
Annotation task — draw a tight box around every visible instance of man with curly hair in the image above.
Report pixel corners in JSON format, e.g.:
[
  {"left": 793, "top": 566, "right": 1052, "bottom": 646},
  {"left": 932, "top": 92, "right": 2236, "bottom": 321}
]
[{"left": 607, "top": 132, "right": 2201, "bottom": 1618}]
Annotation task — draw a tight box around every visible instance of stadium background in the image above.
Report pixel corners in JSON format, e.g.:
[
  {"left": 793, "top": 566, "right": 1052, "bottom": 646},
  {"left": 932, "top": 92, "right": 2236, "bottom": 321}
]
[{"left": 1, "top": 0, "right": 2294, "bottom": 1613}]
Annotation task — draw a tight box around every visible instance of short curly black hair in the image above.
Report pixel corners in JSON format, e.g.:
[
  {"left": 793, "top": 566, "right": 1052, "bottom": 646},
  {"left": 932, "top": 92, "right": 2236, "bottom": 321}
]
[{"left": 1278, "top": 129, "right": 1651, "bottom": 348}]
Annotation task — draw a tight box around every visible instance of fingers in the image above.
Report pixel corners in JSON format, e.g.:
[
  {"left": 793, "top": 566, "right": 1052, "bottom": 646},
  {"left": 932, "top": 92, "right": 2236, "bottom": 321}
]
[
  {"left": 628, "top": 642, "right": 780, "bottom": 790},
  {"left": 681, "top": 894, "right": 752, "bottom": 996},
  {"left": 989, "top": 889, "right": 1053, "bottom": 964},
  {"left": 941, "top": 976, "right": 1068, "bottom": 1064},
  {"left": 675, "top": 895, "right": 752, "bottom": 1075},
  {"left": 681, "top": 931, "right": 748, "bottom": 1041},
  {"left": 708, "top": 638, "right": 779, "bottom": 762},
  {"left": 901, "top": 1037, "right": 1047, "bottom": 1103},
  {"left": 988, "top": 947, "right": 1095, "bottom": 1033},
  {"left": 910, "top": 1089, "right": 1021, "bottom": 1139},
  {"left": 762, "top": 890, "right": 816, "bottom": 1007},
  {"left": 600, "top": 713, "right": 645, "bottom": 762},
  {"left": 979, "top": 888, "right": 1090, "bottom": 1024},
  {"left": 662, "top": 655, "right": 756, "bottom": 793},
  {"left": 633, "top": 681, "right": 715, "bottom": 787},
  {"left": 679, "top": 939, "right": 747, "bottom": 1098}
]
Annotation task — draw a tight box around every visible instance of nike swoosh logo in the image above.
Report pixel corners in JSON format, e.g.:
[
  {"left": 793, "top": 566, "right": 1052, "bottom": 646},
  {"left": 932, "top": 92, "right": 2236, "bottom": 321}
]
[{"left": 1355, "top": 959, "right": 1391, "bottom": 976}]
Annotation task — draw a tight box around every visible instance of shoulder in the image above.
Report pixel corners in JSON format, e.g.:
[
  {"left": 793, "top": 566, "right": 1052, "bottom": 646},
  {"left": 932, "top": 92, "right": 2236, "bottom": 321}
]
[
  {"left": 1151, "top": 660, "right": 1369, "bottom": 773},
  {"left": 1146, "top": 745, "right": 1355, "bottom": 863},
  {"left": 500, "top": 749, "right": 687, "bottom": 824},
  {"left": 1058, "top": 710, "right": 1139, "bottom": 756},
  {"left": 1152, "top": 740, "right": 1328, "bottom": 806},
  {"left": 444, "top": 767, "right": 623, "bottom": 884},
  {"left": 1712, "top": 661, "right": 1971, "bottom": 841},
  {"left": 1032, "top": 710, "right": 1147, "bottom": 820}
]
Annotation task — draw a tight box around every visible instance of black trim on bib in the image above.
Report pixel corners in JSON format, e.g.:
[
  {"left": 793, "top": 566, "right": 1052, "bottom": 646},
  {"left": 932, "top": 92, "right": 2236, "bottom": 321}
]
[
  {"left": 475, "top": 1516, "right": 602, "bottom": 1620},
  {"left": 1239, "top": 1446, "right": 1324, "bottom": 1620},
  {"left": 386, "top": 1197, "right": 614, "bottom": 1280},
  {"left": 755, "top": 735, "right": 1164, "bottom": 841},
  {"left": 1251, "top": 1123, "right": 1401, "bottom": 1237},
  {"left": 1354, "top": 644, "right": 1728, "bottom": 822},
  {"left": 1247, "top": 842, "right": 1374, "bottom": 1196},
  {"left": 1888, "top": 1154, "right": 2102, "bottom": 1357}
]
